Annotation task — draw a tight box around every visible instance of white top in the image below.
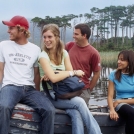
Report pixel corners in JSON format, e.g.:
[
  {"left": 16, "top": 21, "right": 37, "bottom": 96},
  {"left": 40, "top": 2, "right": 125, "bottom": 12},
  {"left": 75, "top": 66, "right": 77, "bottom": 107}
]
[
  {"left": 0, "top": 40, "right": 41, "bottom": 87},
  {"left": 38, "top": 50, "right": 68, "bottom": 77},
  {"left": 38, "top": 49, "right": 68, "bottom": 91}
]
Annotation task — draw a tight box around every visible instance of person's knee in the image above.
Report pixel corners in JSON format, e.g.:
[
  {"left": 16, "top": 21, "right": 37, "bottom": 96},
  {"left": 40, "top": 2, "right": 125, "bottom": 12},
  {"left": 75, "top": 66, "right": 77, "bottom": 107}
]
[
  {"left": 74, "top": 97, "right": 87, "bottom": 108},
  {"left": 78, "top": 97, "right": 87, "bottom": 105}
]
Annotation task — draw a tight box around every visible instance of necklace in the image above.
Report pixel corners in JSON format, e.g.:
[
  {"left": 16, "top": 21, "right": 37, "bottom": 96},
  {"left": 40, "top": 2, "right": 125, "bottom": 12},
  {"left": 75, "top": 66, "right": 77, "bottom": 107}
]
[{"left": 122, "top": 72, "right": 129, "bottom": 74}]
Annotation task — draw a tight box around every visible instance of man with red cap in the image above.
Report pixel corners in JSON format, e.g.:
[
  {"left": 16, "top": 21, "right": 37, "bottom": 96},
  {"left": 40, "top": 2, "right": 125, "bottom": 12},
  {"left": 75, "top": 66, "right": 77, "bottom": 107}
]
[{"left": 0, "top": 15, "right": 55, "bottom": 134}]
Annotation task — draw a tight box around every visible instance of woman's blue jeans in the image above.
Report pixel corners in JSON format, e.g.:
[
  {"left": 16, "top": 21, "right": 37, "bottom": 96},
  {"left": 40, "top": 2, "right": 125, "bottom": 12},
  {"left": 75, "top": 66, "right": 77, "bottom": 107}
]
[
  {"left": 0, "top": 85, "right": 55, "bottom": 134},
  {"left": 50, "top": 93, "right": 101, "bottom": 134}
]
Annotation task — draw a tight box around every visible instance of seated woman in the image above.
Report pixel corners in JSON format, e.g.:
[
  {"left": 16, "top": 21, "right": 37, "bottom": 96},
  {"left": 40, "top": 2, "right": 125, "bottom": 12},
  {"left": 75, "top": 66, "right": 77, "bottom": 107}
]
[
  {"left": 38, "top": 24, "right": 101, "bottom": 134},
  {"left": 107, "top": 50, "right": 134, "bottom": 134}
]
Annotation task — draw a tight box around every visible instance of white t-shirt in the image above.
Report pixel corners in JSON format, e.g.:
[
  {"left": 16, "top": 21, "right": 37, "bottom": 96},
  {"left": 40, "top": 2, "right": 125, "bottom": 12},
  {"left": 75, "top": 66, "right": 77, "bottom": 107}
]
[{"left": 0, "top": 40, "right": 41, "bottom": 87}]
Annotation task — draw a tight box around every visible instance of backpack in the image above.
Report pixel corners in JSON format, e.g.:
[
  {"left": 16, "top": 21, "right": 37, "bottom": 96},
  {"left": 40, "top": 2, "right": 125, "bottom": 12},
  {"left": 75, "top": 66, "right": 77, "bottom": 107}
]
[{"left": 42, "top": 74, "right": 85, "bottom": 100}]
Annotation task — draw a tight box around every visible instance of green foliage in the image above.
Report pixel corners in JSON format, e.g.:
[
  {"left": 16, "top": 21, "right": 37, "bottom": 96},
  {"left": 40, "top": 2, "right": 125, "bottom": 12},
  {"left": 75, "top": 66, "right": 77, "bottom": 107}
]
[
  {"left": 95, "top": 37, "right": 133, "bottom": 52},
  {"left": 132, "top": 36, "right": 134, "bottom": 47},
  {"left": 100, "top": 51, "right": 119, "bottom": 69},
  {"left": 132, "top": 42, "right": 134, "bottom": 47}
]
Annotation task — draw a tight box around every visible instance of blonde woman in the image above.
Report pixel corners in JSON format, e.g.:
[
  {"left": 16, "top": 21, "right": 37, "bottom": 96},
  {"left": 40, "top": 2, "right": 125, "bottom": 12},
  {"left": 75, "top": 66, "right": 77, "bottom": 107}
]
[{"left": 38, "top": 24, "right": 101, "bottom": 134}]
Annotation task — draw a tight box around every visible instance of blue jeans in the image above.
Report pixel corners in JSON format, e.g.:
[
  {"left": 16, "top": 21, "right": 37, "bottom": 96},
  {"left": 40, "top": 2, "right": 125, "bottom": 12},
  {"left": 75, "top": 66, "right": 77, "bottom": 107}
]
[
  {"left": 0, "top": 85, "right": 55, "bottom": 134},
  {"left": 0, "top": 83, "right": 2, "bottom": 89},
  {"left": 49, "top": 92, "right": 101, "bottom": 134}
]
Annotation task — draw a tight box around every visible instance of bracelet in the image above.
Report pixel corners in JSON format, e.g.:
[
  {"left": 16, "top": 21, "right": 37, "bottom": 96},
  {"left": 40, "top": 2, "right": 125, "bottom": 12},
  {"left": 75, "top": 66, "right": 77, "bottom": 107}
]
[
  {"left": 73, "top": 70, "right": 77, "bottom": 75},
  {"left": 69, "top": 71, "right": 74, "bottom": 77}
]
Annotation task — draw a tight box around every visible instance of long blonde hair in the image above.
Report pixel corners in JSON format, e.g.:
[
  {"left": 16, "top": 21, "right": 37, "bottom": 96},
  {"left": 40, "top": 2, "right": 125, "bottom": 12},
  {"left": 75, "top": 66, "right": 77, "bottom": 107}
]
[{"left": 42, "top": 24, "right": 64, "bottom": 65}]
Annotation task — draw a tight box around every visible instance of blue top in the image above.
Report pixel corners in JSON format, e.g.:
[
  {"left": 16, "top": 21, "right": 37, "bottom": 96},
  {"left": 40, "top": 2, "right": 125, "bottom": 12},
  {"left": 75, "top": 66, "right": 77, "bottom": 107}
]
[{"left": 109, "top": 70, "right": 134, "bottom": 99}]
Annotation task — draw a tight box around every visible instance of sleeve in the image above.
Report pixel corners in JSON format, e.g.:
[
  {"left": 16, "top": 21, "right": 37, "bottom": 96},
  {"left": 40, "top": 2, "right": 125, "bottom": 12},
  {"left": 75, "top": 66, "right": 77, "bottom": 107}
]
[
  {"left": 34, "top": 48, "right": 41, "bottom": 67},
  {"left": 91, "top": 51, "right": 101, "bottom": 72},
  {"left": 65, "top": 44, "right": 68, "bottom": 51},
  {"left": 109, "top": 71, "right": 115, "bottom": 82},
  {"left": 38, "top": 51, "right": 50, "bottom": 61},
  {"left": 63, "top": 49, "right": 68, "bottom": 58},
  {"left": 65, "top": 42, "right": 74, "bottom": 52},
  {"left": 0, "top": 42, "right": 5, "bottom": 62}
]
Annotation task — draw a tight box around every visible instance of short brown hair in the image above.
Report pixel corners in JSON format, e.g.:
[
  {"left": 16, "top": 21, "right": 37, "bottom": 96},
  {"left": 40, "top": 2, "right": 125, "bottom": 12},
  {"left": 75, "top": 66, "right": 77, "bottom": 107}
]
[{"left": 75, "top": 23, "right": 91, "bottom": 39}]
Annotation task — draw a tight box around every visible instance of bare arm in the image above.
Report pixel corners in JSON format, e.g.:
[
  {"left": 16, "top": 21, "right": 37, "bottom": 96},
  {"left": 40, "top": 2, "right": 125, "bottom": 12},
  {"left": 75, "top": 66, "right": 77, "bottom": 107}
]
[
  {"left": 107, "top": 80, "right": 119, "bottom": 121},
  {"left": 34, "top": 67, "right": 40, "bottom": 91},
  {"left": 39, "top": 57, "right": 84, "bottom": 83},
  {"left": 0, "top": 62, "right": 4, "bottom": 84},
  {"left": 113, "top": 98, "right": 134, "bottom": 107},
  {"left": 107, "top": 80, "right": 116, "bottom": 111},
  {"left": 64, "top": 55, "right": 73, "bottom": 71},
  {"left": 89, "top": 70, "right": 100, "bottom": 91}
]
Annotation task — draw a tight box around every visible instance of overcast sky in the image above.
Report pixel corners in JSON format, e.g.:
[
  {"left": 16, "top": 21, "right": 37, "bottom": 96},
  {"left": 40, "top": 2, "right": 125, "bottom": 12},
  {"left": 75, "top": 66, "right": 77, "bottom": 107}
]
[{"left": 0, "top": 0, "right": 134, "bottom": 21}]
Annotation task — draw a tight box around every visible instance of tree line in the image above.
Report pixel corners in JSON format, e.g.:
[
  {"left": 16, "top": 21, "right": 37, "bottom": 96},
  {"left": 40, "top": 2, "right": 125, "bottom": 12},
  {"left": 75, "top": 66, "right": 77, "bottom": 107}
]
[{"left": 31, "top": 5, "right": 134, "bottom": 50}]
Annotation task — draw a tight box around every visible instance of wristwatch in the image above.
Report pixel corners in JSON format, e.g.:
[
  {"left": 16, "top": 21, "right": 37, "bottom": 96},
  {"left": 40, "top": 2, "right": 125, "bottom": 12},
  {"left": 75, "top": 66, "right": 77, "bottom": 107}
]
[{"left": 69, "top": 71, "right": 73, "bottom": 77}]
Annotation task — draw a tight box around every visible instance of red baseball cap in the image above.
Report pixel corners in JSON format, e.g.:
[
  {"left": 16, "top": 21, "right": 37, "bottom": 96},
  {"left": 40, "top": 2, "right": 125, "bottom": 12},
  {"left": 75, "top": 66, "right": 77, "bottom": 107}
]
[{"left": 2, "top": 16, "right": 29, "bottom": 30}]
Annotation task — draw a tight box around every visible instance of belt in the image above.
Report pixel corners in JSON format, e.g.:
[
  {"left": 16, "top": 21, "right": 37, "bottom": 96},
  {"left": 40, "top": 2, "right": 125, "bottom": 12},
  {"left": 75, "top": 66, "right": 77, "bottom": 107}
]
[{"left": 123, "top": 98, "right": 134, "bottom": 99}]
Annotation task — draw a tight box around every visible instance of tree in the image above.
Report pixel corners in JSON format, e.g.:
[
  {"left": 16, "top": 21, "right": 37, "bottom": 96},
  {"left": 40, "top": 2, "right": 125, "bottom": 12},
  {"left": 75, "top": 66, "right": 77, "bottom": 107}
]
[
  {"left": 79, "top": 14, "right": 83, "bottom": 22},
  {"left": 31, "top": 17, "right": 42, "bottom": 43}
]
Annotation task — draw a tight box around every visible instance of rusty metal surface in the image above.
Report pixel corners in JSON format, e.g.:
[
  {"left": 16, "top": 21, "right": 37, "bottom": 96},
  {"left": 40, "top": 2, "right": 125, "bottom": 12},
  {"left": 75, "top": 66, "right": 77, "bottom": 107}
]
[
  {"left": 12, "top": 110, "right": 41, "bottom": 122},
  {"left": 9, "top": 127, "right": 39, "bottom": 134},
  {"left": 10, "top": 119, "right": 39, "bottom": 131},
  {"left": 14, "top": 104, "right": 35, "bottom": 112},
  {"left": 9, "top": 103, "right": 125, "bottom": 134}
]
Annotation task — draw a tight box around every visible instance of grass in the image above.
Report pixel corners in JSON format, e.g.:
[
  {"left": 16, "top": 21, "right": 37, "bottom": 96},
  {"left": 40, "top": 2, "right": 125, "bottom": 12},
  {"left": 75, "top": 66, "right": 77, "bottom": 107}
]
[{"left": 100, "top": 51, "right": 119, "bottom": 69}]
